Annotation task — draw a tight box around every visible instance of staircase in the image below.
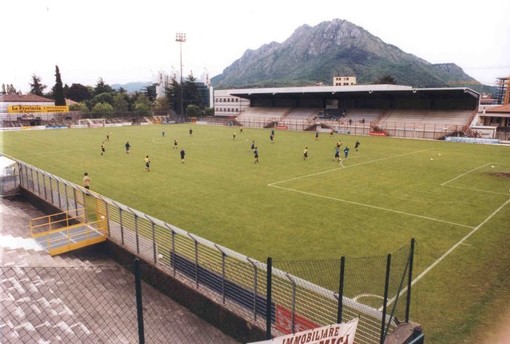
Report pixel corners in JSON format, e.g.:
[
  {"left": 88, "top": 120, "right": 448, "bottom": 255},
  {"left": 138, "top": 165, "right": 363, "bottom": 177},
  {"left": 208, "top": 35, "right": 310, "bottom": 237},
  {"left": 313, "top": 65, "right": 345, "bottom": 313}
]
[{"left": 30, "top": 208, "right": 107, "bottom": 256}]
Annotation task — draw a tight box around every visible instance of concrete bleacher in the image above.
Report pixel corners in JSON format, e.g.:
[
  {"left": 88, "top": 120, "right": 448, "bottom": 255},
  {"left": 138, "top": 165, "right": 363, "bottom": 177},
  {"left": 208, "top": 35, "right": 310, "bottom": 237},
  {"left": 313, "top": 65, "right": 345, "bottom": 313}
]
[
  {"left": 285, "top": 107, "right": 321, "bottom": 120},
  {"left": 379, "top": 110, "right": 473, "bottom": 127},
  {"left": 279, "top": 108, "right": 322, "bottom": 130},
  {"left": 236, "top": 107, "right": 291, "bottom": 128},
  {"left": 0, "top": 196, "right": 239, "bottom": 343},
  {"left": 343, "top": 109, "right": 382, "bottom": 124}
]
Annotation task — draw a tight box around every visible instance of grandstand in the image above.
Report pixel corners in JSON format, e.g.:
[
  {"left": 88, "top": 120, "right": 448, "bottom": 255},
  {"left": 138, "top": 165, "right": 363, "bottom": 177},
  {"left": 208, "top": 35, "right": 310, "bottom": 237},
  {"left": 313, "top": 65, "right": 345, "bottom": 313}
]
[
  {"left": 278, "top": 107, "right": 322, "bottom": 130},
  {"left": 228, "top": 85, "right": 480, "bottom": 138},
  {"left": 236, "top": 107, "right": 292, "bottom": 128}
]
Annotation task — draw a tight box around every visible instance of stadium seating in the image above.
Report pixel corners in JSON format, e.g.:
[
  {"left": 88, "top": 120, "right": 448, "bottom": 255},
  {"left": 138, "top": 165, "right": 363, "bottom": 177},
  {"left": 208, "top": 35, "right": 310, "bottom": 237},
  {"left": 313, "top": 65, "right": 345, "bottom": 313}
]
[{"left": 236, "top": 107, "right": 292, "bottom": 128}]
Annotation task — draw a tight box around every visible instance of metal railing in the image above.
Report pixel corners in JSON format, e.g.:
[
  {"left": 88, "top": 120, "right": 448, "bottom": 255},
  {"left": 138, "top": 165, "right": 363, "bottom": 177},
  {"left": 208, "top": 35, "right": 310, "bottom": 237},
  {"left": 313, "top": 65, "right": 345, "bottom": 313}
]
[{"left": 14, "top": 157, "right": 413, "bottom": 343}]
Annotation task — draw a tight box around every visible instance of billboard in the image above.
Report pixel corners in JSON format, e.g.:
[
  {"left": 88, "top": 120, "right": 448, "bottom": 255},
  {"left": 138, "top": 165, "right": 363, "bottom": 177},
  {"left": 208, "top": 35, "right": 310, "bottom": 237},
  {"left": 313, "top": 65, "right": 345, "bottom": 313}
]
[
  {"left": 8, "top": 105, "right": 69, "bottom": 113},
  {"left": 249, "top": 318, "right": 359, "bottom": 344}
]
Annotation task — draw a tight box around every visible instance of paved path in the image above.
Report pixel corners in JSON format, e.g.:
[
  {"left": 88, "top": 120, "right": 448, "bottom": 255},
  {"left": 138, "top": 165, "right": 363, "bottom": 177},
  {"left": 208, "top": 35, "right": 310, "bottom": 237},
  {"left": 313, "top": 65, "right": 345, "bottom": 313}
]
[{"left": 0, "top": 196, "right": 240, "bottom": 343}]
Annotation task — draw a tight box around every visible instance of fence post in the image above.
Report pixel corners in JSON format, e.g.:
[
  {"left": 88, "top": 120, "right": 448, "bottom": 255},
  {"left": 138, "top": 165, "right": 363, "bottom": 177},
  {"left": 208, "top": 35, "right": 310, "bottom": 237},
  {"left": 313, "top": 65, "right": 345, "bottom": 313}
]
[
  {"left": 406, "top": 238, "right": 415, "bottom": 323},
  {"left": 380, "top": 254, "right": 391, "bottom": 344},
  {"left": 337, "top": 256, "right": 345, "bottom": 323},
  {"left": 266, "top": 257, "right": 272, "bottom": 339},
  {"left": 134, "top": 258, "right": 145, "bottom": 344}
]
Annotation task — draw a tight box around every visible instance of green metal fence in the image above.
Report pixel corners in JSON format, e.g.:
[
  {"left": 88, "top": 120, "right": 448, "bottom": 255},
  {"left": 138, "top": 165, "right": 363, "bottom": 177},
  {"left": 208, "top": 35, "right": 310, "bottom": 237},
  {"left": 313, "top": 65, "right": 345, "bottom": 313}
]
[{"left": 13, "top": 157, "right": 421, "bottom": 343}]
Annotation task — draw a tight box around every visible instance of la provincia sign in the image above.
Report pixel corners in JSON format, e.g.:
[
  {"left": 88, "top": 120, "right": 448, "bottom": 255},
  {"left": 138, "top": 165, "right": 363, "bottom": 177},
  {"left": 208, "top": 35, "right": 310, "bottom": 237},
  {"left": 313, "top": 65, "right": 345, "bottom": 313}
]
[{"left": 249, "top": 318, "right": 358, "bottom": 344}]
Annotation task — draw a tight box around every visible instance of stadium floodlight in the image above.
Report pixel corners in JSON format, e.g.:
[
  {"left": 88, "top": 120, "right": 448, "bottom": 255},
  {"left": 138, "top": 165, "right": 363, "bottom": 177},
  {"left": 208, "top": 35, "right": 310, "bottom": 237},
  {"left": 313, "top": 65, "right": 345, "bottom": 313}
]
[{"left": 175, "top": 32, "right": 186, "bottom": 116}]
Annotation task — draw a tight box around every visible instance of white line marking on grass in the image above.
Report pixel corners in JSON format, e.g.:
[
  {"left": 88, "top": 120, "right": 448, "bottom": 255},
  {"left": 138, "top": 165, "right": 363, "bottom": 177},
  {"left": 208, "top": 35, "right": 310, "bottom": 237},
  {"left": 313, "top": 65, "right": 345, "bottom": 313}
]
[
  {"left": 353, "top": 293, "right": 384, "bottom": 302},
  {"left": 381, "top": 196, "right": 510, "bottom": 310},
  {"left": 443, "top": 184, "right": 510, "bottom": 196},
  {"left": 412, "top": 197, "right": 510, "bottom": 284},
  {"left": 269, "top": 149, "right": 432, "bottom": 186},
  {"left": 440, "top": 162, "right": 493, "bottom": 186},
  {"left": 269, "top": 184, "right": 474, "bottom": 229}
]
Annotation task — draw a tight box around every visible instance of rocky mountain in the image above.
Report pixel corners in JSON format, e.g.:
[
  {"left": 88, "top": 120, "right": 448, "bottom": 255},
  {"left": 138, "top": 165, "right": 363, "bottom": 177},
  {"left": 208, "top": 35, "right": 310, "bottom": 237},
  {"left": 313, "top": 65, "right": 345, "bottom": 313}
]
[{"left": 211, "top": 19, "right": 481, "bottom": 90}]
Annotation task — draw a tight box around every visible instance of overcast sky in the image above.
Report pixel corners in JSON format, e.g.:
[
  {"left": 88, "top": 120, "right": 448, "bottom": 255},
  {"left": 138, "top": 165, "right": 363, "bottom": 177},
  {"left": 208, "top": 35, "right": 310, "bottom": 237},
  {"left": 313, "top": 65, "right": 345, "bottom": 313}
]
[{"left": 3, "top": 0, "right": 510, "bottom": 93}]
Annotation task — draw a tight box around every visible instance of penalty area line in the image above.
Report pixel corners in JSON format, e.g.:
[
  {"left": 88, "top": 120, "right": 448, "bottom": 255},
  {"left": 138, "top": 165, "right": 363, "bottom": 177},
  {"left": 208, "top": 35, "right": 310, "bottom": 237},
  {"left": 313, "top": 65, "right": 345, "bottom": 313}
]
[
  {"left": 411, "top": 196, "right": 510, "bottom": 286},
  {"left": 440, "top": 162, "right": 493, "bottom": 186},
  {"left": 268, "top": 184, "right": 473, "bottom": 229},
  {"left": 268, "top": 148, "right": 432, "bottom": 187},
  {"left": 381, "top": 196, "right": 510, "bottom": 310},
  {"left": 443, "top": 184, "right": 510, "bottom": 196}
]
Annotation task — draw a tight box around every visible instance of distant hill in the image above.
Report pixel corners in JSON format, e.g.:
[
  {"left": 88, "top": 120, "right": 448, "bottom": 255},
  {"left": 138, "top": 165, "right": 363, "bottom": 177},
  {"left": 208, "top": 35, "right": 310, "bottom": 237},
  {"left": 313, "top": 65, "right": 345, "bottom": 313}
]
[
  {"left": 211, "top": 19, "right": 486, "bottom": 90},
  {"left": 111, "top": 81, "right": 152, "bottom": 93}
]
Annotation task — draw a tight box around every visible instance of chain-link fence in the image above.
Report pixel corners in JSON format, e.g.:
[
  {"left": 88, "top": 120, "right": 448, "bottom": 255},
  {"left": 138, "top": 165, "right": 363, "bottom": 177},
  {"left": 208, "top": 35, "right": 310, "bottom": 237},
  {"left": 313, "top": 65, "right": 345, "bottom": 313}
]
[
  {"left": 232, "top": 115, "right": 466, "bottom": 139},
  {"left": 9, "top": 157, "right": 422, "bottom": 344},
  {"left": 272, "top": 241, "right": 415, "bottom": 344},
  {"left": 0, "top": 261, "right": 240, "bottom": 343}
]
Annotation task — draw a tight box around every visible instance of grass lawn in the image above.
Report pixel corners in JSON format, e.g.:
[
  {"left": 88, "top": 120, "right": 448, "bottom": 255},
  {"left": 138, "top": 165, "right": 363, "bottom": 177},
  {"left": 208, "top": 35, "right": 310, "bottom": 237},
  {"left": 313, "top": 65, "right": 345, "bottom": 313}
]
[{"left": 2, "top": 123, "right": 510, "bottom": 343}]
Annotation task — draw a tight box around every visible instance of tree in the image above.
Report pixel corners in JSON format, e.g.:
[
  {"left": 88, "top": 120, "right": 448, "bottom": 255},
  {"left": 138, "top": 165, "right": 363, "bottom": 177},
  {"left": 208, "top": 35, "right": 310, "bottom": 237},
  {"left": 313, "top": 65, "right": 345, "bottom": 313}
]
[
  {"left": 30, "top": 75, "right": 47, "bottom": 96},
  {"left": 143, "top": 84, "right": 157, "bottom": 102},
  {"left": 53, "top": 65, "right": 66, "bottom": 105},
  {"left": 91, "top": 102, "right": 114, "bottom": 117},
  {"left": 203, "top": 107, "right": 215, "bottom": 116},
  {"left": 133, "top": 93, "right": 152, "bottom": 114},
  {"left": 92, "top": 92, "right": 114, "bottom": 107},
  {"left": 164, "top": 73, "right": 204, "bottom": 117},
  {"left": 374, "top": 75, "right": 397, "bottom": 85},
  {"left": 93, "top": 78, "right": 113, "bottom": 96},
  {"left": 113, "top": 93, "right": 129, "bottom": 113},
  {"left": 186, "top": 104, "right": 201, "bottom": 117},
  {"left": 3, "top": 84, "right": 17, "bottom": 94},
  {"left": 183, "top": 73, "right": 202, "bottom": 113},
  {"left": 154, "top": 97, "right": 170, "bottom": 113},
  {"left": 165, "top": 77, "right": 181, "bottom": 114},
  {"left": 67, "top": 83, "right": 92, "bottom": 102},
  {"left": 69, "top": 102, "right": 89, "bottom": 112}
]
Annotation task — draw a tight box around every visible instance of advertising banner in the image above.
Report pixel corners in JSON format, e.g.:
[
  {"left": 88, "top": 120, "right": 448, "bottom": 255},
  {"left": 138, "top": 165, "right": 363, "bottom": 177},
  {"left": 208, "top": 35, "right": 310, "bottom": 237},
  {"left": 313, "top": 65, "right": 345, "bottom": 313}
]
[
  {"left": 249, "top": 318, "right": 359, "bottom": 344},
  {"left": 8, "top": 105, "right": 69, "bottom": 113}
]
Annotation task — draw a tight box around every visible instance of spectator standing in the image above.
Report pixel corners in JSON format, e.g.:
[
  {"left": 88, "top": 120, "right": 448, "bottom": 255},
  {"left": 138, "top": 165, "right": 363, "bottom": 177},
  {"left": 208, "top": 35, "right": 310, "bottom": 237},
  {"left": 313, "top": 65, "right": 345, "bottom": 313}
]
[{"left": 83, "top": 172, "right": 91, "bottom": 192}]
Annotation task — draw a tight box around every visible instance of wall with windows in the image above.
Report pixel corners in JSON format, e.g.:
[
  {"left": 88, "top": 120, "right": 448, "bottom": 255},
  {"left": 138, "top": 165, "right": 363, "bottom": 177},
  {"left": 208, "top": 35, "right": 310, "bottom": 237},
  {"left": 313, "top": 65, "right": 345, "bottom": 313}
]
[
  {"left": 333, "top": 76, "right": 356, "bottom": 86},
  {"left": 213, "top": 89, "right": 250, "bottom": 117}
]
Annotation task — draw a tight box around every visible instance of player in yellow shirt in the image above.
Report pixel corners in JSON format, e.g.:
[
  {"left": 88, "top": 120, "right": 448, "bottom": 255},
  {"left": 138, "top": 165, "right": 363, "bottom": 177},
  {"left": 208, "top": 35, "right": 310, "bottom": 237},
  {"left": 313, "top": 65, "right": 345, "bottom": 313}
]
[{"left": 144, "top": 155, "right": 151, "bottom": 172}]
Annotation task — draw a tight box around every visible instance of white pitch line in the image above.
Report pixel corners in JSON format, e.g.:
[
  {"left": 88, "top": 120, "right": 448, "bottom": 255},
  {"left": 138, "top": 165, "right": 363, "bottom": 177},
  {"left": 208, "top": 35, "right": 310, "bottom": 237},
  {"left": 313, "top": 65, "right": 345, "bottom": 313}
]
[
  {"left": 381, "top": 196, "right": 510, "bottom": 310},
  {"left": 269, "top": 184, "right": 474, "bottom": 229},
  {"left": 353, "top": 293, "right": 384, "bottom": 302},
  {"left": 269, "top": 148, "right": 432, "bottom": 186},
  {"left": 443, "top": 184, "right": 510, "bottom": 196},
  {"left": 440, "top": 162, "right": 493, "bottom": 186},
  {"left": 412, "top": 196, "right": 510, "bottom": 284}
]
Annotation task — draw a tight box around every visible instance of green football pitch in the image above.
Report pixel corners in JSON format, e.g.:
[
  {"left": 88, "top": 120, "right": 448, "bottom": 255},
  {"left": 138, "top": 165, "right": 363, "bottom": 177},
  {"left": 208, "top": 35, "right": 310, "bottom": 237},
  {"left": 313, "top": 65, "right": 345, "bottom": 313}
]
[{"left": 2, "top": 124, "right": 510, "bottom": 343}]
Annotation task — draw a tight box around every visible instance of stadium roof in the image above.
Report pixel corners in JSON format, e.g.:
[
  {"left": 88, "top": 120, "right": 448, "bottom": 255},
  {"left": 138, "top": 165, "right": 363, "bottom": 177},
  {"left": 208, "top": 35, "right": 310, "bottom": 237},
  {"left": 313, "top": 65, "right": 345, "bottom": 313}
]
[
  {"left": 228, "top": 85, "right": 480, "bottom": 99},
  {"left": 485, "top": 103, "right": 510, "bottom": 113}
]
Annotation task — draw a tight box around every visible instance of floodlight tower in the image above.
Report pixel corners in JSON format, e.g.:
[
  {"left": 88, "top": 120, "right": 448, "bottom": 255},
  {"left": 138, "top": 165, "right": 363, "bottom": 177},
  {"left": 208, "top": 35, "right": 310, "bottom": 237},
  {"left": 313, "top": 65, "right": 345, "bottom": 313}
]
[{"left": 175, "top": 32, "right": 186, "bottom": 116}]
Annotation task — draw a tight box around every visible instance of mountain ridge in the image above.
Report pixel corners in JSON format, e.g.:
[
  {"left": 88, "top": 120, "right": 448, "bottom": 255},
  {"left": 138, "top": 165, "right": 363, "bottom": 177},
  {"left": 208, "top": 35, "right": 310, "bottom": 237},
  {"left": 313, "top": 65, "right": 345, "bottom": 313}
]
[{"left": 211, "top": 19, "right": 483, "bottom": 90}]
